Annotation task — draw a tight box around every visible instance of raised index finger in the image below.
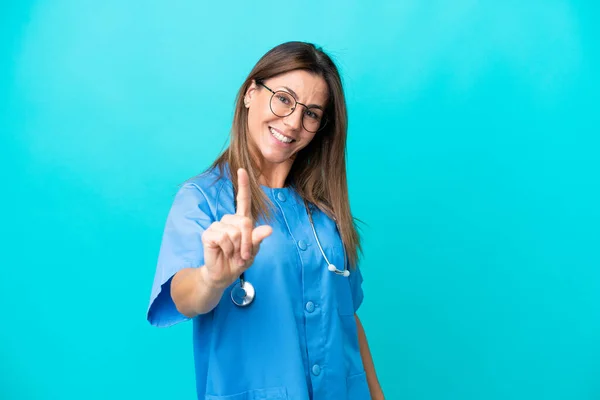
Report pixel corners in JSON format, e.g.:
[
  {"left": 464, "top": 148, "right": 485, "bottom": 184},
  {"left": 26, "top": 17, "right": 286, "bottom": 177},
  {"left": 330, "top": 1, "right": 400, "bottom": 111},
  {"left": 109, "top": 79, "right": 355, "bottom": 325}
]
[{"left": 236, "top": 168, "right": 251, "bottom": 218}]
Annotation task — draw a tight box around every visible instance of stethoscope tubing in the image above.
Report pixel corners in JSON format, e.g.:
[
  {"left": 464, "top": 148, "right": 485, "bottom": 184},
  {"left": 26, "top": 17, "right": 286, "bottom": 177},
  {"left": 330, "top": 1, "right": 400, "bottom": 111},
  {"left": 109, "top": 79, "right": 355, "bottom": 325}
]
[{"left": 231, "top": 199, "right": 349, "bottom": 307}]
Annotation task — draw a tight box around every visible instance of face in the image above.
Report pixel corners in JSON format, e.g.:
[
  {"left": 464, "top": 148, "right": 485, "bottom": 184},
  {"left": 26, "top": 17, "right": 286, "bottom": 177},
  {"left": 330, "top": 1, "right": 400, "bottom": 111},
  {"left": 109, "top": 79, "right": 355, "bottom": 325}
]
[{"left": 244, "top": 70, "right": 329, "bottom": 166}]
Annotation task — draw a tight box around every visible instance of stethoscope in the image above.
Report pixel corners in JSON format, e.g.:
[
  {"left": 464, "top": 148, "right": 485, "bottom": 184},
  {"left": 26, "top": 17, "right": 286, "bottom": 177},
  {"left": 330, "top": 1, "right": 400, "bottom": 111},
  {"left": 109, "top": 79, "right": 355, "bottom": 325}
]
[{"left": 231, "top": 199, "right": 350, "bottom": 307}]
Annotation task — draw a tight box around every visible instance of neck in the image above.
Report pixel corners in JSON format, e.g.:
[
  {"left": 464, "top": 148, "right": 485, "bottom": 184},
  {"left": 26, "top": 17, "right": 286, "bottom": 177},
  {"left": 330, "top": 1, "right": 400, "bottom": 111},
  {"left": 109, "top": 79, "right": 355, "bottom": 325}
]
[
  {"left": 257, "top": 159, "right": 293, "bottom": 188},
  {"left": 248, "top": 148, "right": 294, "bottom": 188}
]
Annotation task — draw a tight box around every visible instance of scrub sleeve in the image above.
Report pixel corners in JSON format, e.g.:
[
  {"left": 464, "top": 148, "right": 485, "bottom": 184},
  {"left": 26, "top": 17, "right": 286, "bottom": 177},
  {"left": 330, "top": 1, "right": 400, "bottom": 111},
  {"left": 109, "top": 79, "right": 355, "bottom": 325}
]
[{"left": 147, "top": 183, "right": 214, "bottom": 328}]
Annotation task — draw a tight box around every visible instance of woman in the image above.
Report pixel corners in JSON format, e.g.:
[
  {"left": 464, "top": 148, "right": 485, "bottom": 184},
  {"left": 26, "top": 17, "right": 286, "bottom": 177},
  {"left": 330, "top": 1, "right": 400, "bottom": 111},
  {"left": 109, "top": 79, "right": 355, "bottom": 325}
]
[{"left": 147, "top": 41, "right": 384, "bottom": 400}]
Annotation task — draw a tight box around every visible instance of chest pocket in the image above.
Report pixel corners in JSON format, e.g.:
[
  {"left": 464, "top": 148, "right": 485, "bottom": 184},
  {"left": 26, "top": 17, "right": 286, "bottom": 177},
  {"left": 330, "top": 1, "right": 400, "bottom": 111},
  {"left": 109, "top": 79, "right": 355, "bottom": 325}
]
[
  {"left": 334, "top": 274, "right": 355, "bottom": 316},
  {"left": 326, "top": 235, "right": 355, "bottom": 316},
  {"left": 346, "top": 372, "right": 371, "bottom": 399},
  {"left": 205, "top": 386, "right": 288, "bottom": 400}
]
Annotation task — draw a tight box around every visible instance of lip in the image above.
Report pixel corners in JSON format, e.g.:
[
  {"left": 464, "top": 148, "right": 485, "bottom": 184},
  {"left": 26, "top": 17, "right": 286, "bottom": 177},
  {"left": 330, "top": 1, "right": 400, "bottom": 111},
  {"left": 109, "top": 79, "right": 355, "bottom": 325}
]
[
  {"left": 269, "top": 126, "right": 295, "bottom": 140},
  {"left": 268, "top": 126, "right": 295, "bottom": 146}
]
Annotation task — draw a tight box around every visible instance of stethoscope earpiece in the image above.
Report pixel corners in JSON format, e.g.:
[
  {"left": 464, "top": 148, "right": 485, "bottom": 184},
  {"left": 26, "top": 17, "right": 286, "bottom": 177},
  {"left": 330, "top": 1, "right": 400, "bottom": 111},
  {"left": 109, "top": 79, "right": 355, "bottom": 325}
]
[{"left": 328, "top": 263, "right": 351, "bottom": 277}]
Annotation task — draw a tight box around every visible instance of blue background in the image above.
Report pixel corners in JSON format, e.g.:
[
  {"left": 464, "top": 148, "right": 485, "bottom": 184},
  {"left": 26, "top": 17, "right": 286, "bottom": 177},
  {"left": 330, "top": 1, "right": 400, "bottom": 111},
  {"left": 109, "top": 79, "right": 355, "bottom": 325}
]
[{"left": 2, "top": 1, "right": 599, "bottom": 399}]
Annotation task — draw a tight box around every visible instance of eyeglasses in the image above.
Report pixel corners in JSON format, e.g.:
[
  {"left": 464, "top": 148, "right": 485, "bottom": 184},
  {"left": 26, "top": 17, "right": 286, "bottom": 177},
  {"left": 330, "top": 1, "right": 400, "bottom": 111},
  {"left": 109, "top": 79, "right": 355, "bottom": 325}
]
[{"left": 258, "top": 81, "right": 327, "bottom": 133}]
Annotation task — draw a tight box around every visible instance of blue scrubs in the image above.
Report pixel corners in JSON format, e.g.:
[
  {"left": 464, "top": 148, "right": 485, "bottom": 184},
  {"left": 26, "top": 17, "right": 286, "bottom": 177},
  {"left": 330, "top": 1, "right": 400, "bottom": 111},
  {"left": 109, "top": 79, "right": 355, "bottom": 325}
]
[{"left": 147, "top": 165, "right": 371, "bottom": 400}]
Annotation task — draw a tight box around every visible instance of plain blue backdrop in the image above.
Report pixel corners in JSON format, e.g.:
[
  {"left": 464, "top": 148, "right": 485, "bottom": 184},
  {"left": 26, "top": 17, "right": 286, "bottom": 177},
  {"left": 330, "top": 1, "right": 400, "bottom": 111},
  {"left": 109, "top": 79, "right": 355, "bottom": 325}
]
[{"left": 2, "top": 1, "right": 599, "bottom": 399}]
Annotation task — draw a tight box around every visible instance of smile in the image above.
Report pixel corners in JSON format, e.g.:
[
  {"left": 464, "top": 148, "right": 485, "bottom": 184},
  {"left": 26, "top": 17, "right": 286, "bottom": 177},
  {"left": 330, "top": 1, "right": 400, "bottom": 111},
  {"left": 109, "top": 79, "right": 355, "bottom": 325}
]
[{"left": 269, "top": 127, "right": 295, "bottom": 144}]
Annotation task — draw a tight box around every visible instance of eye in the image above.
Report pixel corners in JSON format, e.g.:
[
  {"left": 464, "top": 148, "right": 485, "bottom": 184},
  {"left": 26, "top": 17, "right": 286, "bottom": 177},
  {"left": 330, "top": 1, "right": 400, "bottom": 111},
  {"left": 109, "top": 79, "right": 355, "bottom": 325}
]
[
  {"left": 305, "top": 110, "right": 321, "bottom": 120},
  {"left": 276, "top": 92, "right": 293, "bottom": 105}
]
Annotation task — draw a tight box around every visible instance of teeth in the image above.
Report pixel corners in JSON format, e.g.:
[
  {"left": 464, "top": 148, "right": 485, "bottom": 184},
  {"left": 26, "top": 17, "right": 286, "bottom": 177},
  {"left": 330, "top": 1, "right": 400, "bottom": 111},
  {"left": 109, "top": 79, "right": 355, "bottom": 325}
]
[{"left": 270, "top": 127, "right": 293, "bottom": 143}]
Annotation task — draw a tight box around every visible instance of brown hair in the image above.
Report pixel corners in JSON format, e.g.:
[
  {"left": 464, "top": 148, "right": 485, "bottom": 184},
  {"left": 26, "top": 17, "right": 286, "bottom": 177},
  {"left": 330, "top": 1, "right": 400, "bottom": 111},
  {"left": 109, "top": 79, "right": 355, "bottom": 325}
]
[{"left": 211, "top": 41, "right": 362, "bottom": 269}]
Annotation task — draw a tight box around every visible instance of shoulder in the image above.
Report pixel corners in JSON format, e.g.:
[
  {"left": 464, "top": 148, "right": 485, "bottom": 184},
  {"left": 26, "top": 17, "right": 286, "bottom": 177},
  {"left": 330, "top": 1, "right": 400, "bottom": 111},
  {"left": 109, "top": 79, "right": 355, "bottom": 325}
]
[
  {"left": 183, "top": 165, "right": 229, "bottom": 197},
  {"left": 177, "top": 164, "right": 234, "bottom": 218}
]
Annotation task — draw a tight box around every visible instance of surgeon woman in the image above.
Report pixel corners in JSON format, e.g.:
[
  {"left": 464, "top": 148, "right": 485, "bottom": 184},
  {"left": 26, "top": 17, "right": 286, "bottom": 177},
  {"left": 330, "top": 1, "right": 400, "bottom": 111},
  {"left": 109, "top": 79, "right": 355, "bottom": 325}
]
[{"left": 147, "top": 41, "right": 384, "bottom": 400}]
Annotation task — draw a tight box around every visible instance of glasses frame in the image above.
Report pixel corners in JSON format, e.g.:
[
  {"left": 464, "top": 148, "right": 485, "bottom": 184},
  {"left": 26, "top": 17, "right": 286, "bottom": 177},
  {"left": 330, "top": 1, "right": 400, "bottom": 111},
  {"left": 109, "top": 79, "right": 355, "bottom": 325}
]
[{"left": 257, "top": 81, "right": 328, "bottom": 133}]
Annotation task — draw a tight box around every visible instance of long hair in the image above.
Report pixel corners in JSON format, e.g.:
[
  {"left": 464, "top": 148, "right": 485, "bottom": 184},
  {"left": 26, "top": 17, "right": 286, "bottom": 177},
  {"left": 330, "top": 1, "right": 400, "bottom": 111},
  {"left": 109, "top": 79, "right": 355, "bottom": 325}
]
[{"left": 211, "top": 41, "right": 362, "bottom": 269}]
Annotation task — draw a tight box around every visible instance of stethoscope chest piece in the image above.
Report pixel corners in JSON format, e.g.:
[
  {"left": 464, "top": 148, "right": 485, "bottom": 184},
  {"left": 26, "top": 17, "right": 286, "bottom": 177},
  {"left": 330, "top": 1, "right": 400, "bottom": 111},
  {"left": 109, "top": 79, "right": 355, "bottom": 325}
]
[
  {"left": 231, "top": 279, "right": 255, "bottom": 307},
  {"left": 231, "top": 199, "right": 349, "bottom": 308}
]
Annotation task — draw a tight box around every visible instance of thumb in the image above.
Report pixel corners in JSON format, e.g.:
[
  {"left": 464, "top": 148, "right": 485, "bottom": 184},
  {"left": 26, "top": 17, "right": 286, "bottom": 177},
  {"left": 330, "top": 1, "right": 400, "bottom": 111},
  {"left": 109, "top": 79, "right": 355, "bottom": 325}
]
[{"left": 251, "top": 225, "right": 272, "bottom": 249}]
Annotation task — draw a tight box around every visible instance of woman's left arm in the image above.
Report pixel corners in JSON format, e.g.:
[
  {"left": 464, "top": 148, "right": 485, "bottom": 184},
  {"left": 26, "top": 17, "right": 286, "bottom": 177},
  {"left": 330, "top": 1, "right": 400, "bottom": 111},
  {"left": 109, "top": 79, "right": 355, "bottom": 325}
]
[{"left": 355, "top": 314, "right": 385, "bottom": 400}]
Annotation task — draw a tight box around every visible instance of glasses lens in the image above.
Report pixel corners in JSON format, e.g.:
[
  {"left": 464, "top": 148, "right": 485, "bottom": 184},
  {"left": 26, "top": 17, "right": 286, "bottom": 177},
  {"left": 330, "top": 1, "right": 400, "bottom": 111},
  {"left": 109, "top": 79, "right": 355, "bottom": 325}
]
[
  {"left": 303, "top": 108, "right": 324, "bottom": 132},
  {"left": 270, "top": 91, "right": 295, "bottom": 117},
  {"left": 269, "top": 90, "right": 326, "bottom": 132}
]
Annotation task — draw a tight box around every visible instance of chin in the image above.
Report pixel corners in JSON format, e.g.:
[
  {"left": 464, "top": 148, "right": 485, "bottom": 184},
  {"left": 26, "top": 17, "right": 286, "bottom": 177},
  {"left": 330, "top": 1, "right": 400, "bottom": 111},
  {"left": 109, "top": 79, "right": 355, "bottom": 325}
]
[
  {"left": 259, "top": 140, "right": 296, "bottom": 163},
  {"left": 260, "top": 151, "right": 293, "bottom": 165}
]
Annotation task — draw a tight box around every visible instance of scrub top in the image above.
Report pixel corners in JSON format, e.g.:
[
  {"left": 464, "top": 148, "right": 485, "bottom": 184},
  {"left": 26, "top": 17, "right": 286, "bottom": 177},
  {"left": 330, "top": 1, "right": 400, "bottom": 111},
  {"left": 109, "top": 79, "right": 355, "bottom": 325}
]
[{"left": 147, "top": 165, "right": 371, "bottom": 400}]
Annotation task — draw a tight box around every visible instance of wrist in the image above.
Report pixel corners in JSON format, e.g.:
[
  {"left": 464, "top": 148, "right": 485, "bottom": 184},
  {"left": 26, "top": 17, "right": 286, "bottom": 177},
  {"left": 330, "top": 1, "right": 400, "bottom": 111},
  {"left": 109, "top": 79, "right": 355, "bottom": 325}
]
[
  {"left": 197, "top": 267, "right": 226, "bottom": 306},
  {"left": 198, "top": 266, "right": 226, "bottom": 291}
]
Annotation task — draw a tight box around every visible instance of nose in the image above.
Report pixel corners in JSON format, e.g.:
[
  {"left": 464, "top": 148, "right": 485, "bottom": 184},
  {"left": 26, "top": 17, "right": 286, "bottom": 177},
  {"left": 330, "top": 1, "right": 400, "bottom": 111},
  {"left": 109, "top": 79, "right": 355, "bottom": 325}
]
[{"left": 283, "top": 106, "right": 303, "bottom": 131}]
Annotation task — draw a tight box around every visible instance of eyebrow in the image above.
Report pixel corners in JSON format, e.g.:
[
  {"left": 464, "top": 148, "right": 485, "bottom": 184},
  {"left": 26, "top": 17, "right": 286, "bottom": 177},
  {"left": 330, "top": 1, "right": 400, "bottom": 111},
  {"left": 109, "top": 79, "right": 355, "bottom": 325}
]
[{"left": 281, "top": 86, "right": 325, "bottom": 110}]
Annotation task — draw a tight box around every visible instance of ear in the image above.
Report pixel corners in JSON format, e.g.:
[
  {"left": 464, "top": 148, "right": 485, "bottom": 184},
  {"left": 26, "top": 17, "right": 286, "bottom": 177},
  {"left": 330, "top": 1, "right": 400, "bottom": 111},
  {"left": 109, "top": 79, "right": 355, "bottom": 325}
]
[{"left": 244, "top": 80, "right": 259, "bottom": 108}]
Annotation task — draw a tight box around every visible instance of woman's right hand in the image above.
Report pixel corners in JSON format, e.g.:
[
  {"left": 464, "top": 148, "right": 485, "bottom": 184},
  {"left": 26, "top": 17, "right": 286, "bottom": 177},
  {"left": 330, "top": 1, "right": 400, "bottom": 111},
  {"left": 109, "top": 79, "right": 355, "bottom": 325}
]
[{"left": 200, "top": 168, "right": 273, "bottom": 289}]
